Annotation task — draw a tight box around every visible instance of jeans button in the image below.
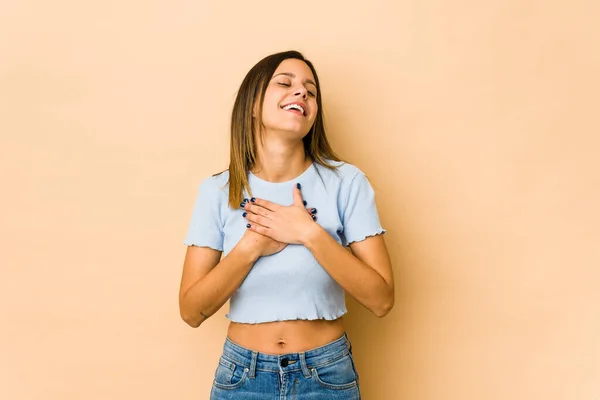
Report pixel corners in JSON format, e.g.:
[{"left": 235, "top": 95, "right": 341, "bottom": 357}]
[{"left": 280, "top": 358, "right": 288, "bottom": 367}]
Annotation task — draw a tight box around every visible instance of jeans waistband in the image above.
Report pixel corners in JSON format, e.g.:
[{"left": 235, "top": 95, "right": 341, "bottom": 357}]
[{"left": 221, "top": 333, "right": 352, "bottom": 378}]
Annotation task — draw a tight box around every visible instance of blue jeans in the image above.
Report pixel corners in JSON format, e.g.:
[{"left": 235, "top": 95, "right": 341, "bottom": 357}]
[{"left": 210, "top": 333, "right": 361, "bottom": 399}]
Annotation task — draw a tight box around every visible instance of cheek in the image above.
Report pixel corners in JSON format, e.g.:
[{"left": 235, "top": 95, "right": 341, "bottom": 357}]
[
  {"left": 260, "top": 93, "right": 281, "bottom": 119},
  {"left": 260, "top": 104, "right": 278, "bottom": 124},
  {"left": 309, "top": 104, "right": 318, "bottom": 122}
]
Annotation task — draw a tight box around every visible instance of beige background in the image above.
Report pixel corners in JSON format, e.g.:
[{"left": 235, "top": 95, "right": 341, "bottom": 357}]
[{"left": 2, "top": 0, "right": 599, "bottom": 399}]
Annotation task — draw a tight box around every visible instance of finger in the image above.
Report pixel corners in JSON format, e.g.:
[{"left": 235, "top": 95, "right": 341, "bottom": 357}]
[
  {"left": 244, "top": 203, "right": 272, "bottom": 218},
  {"left": 246, "top": 222, "right": 270, "bottom": 236},
  {"left": 292, "top": 183, "right": 304, "bottom": 207},
  {"left": 304, "top": 207, "right": 317, "bottom": 215},
  {"left": 244, "top": 211, "right": 271, "bottom": 227},
  {"left": 249, "top": 197, "right": 278, "bottom": 211}
]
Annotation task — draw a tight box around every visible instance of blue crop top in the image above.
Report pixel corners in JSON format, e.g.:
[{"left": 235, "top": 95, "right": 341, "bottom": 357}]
[{"left": 183, "top": 160, "right": 385, "bottom": 324}]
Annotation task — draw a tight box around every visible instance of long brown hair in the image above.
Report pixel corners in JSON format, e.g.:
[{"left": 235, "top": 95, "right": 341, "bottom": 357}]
[{"left": 226, "top": 50, "right": 342, "bottom": 209}]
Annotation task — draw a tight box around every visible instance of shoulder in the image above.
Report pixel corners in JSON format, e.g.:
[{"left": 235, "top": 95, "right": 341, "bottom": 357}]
[
  {"left": 198, "top": 170, "right": 230, "bottom": 198},
  {"left": 314, "top": 159, "right": 365, "bottom": 182}
]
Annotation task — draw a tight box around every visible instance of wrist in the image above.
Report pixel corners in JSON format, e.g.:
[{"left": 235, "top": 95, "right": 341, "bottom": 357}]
[
  {"left": 300, "top": 223, "right": 326, "bottom": 249},
  {"left": 234, "top": 238, "right": 260, "bottom": 263}
]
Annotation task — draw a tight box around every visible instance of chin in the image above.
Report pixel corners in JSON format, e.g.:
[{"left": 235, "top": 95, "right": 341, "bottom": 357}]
[
  {"left": 266, "top": 123, "right": 311, "bottom": 138},
  {"left": 286, "top": 127, "right": 311, "bottom": 138}
]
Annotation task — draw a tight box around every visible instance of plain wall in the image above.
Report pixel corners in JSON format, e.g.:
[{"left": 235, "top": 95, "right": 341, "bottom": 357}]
[{"left": 2, "top": 0, "right": 599, "bottom": 399}]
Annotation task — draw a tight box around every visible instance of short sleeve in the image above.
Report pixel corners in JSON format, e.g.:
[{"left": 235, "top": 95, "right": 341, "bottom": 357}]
[
  {"left": 339, "top": 172, "right": 386, "bottom": 246},
  {"left": 182, "top": 177, "right": 224, "bottom": 251}
]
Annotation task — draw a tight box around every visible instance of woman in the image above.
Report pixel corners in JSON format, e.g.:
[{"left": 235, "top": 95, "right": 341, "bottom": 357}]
[{"left": 179, "top": 50, "right": 394, "bottom": 399}]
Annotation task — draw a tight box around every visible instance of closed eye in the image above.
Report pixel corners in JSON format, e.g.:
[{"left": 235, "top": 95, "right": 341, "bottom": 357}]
[{"left": 278, "top": 81, "right": 316, "bottom": 97}]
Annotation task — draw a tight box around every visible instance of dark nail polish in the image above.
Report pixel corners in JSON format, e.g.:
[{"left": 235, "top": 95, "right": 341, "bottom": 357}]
[
  {"left": 250, "top": 197, "right": 256, "bottom": 202},
  {"left": 246, "top": 223, "right": 251, "bottom": 228},
  {"left": 242, "top": 212, "right": 247, "bottom": 217},
  {"left": 296, "top": 183, "right": 301, "bottom": 189},
  {"left": 243, "top": 198, "right": 249, "bottom": 202},
  {"left": 311, "top": 215, "right": 317, "bottom": 221},
  {"left": 240, "top": 202, "right": 246, "bottom": 208},
  {"left": 311, "top": 208, "right": 317, "bottom": 214},
  {"left": 303, "top": 200, "right": 307, "bottom": 206}
]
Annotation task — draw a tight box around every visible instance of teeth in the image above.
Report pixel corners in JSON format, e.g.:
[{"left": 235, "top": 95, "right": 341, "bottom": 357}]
[{"left": 283, "top": 104, "right": 305, "bottom": 115}]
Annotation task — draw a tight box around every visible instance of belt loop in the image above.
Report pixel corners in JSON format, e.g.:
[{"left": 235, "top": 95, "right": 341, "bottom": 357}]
[
  {"left": 299, "top": 352, "right": 311, "bottom": 378},
  {"left": 249, "top": 351, "right": 257, "bottom": 379}
]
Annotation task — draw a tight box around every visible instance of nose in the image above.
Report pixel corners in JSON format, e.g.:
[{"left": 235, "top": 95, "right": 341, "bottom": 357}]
[{"left": 293, "top": 86, "right": 308, "bottom": 99}]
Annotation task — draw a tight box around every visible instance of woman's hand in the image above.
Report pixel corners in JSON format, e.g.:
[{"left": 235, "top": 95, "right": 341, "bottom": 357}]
[
  {"left": 242, "top": 183, "right": 320, "bottom": 245},
  {"left": 237, "top": 228, "right": 288, "bottom": 259}
]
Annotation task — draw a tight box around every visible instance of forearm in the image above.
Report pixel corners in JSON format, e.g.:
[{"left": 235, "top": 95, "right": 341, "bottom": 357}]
[
  {"left": 180, "top": 245, "right": 257, "bottom": 327},
  {"left": 302, "top": 227, "right": 394, "bottom": 317}
]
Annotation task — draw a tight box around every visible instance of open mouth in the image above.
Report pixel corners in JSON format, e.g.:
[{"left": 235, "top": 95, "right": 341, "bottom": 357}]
[{"left": 281, "top": 103, "right": 306, "bottom": 116}]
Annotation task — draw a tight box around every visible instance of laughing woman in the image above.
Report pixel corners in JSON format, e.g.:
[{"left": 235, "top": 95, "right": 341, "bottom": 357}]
[{"left": 179, "top": 50, "right": 394, "bottom": 400}]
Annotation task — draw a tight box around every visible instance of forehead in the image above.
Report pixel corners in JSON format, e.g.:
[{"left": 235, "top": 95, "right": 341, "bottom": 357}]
[{"left": 273, "top": 59, "right": 316, "bottom": 82}]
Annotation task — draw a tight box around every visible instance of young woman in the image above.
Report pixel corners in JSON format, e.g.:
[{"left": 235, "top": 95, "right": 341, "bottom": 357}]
[{"left": 179, "top": 50, "right": 394, "bottom": 399}]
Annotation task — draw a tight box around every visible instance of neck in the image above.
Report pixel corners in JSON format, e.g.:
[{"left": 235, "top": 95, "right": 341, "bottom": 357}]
[{"left": 252, "top": 136, "right": 310, "bottom": 183}]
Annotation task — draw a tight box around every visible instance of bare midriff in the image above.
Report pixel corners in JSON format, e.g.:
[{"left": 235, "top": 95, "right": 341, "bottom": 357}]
[{"left": 226, "top": 318, "right": 346, "bottom": 355}]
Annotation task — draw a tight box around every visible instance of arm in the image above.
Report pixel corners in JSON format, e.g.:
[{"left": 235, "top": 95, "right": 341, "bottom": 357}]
[
  {"left": 179, "top": 177, "right": 259, "bottom": 328},
  {"left": 179, "top": 230, "right": 286, "bottom": 328},
  {"left": 302, "top": 227, "right": 394, "bottom": 317},
  {"left": 179, "top": 245, "right": 255, "bottom": 328}
]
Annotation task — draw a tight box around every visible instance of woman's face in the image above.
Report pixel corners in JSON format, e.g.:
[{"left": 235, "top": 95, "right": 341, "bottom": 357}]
[{"left": 258, "top": 58, "right": 318, "bottom": 139}]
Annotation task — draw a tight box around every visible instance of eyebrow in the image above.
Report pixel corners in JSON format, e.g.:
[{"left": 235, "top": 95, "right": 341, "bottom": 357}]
[{"left": 272, "top": 72, "right": 317, "bottom": 88}]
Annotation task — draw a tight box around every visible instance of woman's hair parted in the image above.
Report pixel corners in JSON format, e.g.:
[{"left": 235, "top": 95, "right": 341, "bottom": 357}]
[{"left": 225, "top": 50, "right": 342, "bottom": 209}]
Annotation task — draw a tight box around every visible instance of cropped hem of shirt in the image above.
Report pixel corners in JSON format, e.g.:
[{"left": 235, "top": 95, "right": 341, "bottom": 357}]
[
  {"left": 227, "top": 294, "right": 347, "bottom": 324},
  {"left": 182, "top": 160, "right": 386, "bottom": 324}
]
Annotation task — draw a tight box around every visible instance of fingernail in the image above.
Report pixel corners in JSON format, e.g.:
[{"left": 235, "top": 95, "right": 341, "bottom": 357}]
[
  {"left": 296, "top": 183, "right": 301, "bottom": 189},
  {"left": 311, "top": 215, "right": 317, "bottom": 221},
  {"left": 240, "top": 202, "right": 246, "bottom": 208},
  {"left": 303, "top": 200, "right": 307, "bottom": 206},
  {"left": 311, "top": 208, "right": 317, "bottom": 214},
  {"left": 242, "top": 212, "right": 247, "bottom": 217},
  {"left": 246, "top": 223, "right": 251, "bottom": 228},
  {"left": 250, "top": 197, "right": 256, "bottom": 202}
]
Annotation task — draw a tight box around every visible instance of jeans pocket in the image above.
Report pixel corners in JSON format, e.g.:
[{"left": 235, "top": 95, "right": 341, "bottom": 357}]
[
  {"left": 311, "top": 354, "right": 358, "bottom": 390},
  {"left": 212, "top": 356, "right": 248, "bottom": 390}
]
